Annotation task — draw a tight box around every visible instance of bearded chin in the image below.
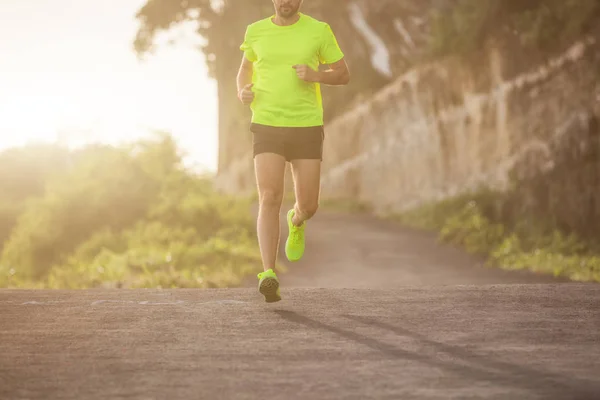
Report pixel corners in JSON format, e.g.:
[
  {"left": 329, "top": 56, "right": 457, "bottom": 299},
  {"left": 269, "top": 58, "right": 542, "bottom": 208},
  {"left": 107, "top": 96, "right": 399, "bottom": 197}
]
[{"left": 279, "top": 5, "right": 298, "bottom": 17}]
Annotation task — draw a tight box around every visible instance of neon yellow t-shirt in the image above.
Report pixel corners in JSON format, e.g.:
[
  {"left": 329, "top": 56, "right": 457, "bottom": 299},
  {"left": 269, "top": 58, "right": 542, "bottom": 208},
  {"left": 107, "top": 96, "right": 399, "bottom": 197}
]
[{"left": 240, "top": 13, "right": 344, "bottom": 127}]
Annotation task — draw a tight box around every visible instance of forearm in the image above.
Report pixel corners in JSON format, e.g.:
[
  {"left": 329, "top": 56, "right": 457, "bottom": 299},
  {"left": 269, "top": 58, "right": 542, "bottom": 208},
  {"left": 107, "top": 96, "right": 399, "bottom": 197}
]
[
  {"left": 237, "top": 66, "right": 253, "bottom": 93},
  {"left": 315, "top": 67, "right": 349, "bottom": 85}
]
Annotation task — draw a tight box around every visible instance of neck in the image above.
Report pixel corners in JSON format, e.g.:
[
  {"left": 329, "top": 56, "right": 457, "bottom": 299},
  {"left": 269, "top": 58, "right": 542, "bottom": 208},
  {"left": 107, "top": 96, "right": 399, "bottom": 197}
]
[{"left": 272, "top": 12, "right": 300, "bottom": 26}]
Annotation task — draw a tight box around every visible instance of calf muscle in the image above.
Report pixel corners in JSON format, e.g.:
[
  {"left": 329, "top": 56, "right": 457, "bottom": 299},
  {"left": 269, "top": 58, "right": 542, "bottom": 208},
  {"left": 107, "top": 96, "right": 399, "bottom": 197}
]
[
  {"left": 254, "top": 153, "right": 286, "bottom": 271},
  {"left": 291, "top": 159, "right": 321, "bottom": 226}
]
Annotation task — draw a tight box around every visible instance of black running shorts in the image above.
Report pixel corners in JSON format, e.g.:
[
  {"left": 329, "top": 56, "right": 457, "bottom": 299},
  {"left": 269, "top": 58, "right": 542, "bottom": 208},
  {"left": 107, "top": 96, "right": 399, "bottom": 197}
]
[{"left": 250, "top": 123, "right": 324, "bottom": 161}]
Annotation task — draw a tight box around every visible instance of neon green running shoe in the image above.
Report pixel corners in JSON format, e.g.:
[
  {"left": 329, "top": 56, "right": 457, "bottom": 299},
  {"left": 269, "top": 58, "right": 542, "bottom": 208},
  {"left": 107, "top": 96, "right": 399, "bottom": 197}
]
[
  {"left": 285, "top": 209, "right": 305, "bottom": 261},
  {"left": 257, "top": 269, "right": 281, "bottom": 303}
]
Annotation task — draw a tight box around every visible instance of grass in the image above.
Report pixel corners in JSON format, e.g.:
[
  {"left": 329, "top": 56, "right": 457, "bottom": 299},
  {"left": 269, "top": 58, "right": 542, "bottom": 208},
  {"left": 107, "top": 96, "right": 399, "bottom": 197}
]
[{"left": 388, "top": 193, "right": 600, "bottom": 283}]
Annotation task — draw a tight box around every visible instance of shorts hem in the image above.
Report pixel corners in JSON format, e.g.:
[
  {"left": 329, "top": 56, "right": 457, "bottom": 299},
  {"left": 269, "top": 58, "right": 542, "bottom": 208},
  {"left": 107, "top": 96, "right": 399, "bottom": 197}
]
[{"left": 251, "top": 124, "right": 324, "bottom": 162}]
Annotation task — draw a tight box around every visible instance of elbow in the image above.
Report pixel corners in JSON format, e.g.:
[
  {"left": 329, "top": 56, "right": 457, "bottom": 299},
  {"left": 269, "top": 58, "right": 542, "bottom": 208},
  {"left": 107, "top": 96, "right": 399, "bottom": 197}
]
[
  {"left": 341, "top": 70, "right": 350, "bottom": 85},
  {"left": 339, "top": 65, "right": 350, "bottom": 85}
]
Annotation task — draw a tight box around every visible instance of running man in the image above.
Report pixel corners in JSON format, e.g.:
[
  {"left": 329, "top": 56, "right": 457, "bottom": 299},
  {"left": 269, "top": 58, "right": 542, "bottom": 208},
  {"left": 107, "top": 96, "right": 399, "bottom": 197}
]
[{"left": 236, "top": 0, "right": 350, "bottom": 302}]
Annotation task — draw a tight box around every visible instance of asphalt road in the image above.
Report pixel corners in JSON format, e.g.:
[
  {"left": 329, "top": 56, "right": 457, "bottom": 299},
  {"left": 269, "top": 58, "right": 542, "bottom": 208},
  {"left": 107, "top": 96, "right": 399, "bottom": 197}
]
[{"left": 1, "top": 209, "right": 599, "bottom": 399}]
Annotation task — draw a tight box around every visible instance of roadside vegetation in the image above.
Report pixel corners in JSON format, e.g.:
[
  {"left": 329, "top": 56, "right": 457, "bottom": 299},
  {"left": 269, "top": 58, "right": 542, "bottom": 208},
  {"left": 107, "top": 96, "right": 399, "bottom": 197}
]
[
  {"left": 392, "top": 189, "right": 600, "bottom": 283},
  {"left": 0, "top": 134, "right": 264, "bottom": 289}
]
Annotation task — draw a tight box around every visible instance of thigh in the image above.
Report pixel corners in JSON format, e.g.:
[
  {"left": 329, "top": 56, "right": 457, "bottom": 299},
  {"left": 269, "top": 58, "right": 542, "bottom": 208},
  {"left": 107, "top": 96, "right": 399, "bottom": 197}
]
[
  {"left": 290, "top": 158, "right": 321, "bottom": 208},
  {"left": 254, "top": 152, "right": 286, "bottom": 203}
]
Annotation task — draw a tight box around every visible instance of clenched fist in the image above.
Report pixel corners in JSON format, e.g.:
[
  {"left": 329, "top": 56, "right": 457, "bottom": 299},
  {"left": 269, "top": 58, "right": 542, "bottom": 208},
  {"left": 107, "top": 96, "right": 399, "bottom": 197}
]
[
  {"left": 238, "top": 83, "right": 254, "bottom": 105},
  {"left": 292, "top": 64, "right": 319, "bottom": 82}
]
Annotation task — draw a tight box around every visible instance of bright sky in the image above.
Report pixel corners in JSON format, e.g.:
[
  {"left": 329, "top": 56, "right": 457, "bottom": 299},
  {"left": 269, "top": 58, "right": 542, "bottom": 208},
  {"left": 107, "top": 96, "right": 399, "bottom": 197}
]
[{"left": 0, "top": 0, "right": 218, "bottom": 172}]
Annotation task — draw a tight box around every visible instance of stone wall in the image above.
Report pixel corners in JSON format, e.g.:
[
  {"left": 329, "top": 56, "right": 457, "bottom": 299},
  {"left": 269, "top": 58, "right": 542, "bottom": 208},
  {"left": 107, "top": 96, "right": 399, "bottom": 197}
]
[
  {"left": 318, "top": 35, "right": 600, "bottom": 216},
  {"left": 216, "top": 34, "right": 600, "bottom": 233}
]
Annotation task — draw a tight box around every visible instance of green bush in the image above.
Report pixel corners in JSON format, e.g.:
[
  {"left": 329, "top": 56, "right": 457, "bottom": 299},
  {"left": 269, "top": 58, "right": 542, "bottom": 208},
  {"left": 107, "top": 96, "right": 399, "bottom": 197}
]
[
  {"left": 0, "top": 145, "right": 163, "bottom": 281},
  {"left": 439, "top": 201, "right": 505, "bottom": 256},
  {"left": 44, "top": 222, "right": 261, "bottom": 289},
  {"left": 0, "top": 134, "right": 264, "bottom": 289},
  {"left": 491, "top": 232, "right": 600, "bottom": 282},
  {"left": 393, "top": 192, "right": 600, "bottom": 283},
  {"left": 0, "top": 144, "right": 72, "bottom": 249}
]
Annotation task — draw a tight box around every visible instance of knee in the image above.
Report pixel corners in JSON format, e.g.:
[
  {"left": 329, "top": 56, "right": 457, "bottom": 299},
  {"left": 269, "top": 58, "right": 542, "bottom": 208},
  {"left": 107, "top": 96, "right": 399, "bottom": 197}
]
[
  {"left": 259, "top": 189, "right": 283, "bottom": 209},
  {"left": 298, "top": 201, "right": 319, "bottom": 219}
]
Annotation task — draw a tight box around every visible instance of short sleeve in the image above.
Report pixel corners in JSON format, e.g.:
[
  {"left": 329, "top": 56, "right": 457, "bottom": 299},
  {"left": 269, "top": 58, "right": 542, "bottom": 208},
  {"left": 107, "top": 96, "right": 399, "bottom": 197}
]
[
  {"left": 240, "top": 26, "right": 257, "bottom": 62},
  {"left": 318, "top": 23, "right": 344, "bottom": 65}
]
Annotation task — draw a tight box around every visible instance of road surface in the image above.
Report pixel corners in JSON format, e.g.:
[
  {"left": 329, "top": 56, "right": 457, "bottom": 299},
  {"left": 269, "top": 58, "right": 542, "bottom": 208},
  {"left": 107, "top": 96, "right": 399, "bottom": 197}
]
[{"left": 1, "top": 209, "right": 599, "bottom": 399}]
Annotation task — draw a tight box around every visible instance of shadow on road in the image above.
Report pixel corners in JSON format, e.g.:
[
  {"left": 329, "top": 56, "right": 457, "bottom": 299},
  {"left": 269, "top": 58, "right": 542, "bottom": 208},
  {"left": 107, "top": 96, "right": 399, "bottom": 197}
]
[
  {"left": 344, "top": 315, "right": 599, "bottom": 398},
  {"left": 274, "top": 310, "right": 598, "bottom": 400}
]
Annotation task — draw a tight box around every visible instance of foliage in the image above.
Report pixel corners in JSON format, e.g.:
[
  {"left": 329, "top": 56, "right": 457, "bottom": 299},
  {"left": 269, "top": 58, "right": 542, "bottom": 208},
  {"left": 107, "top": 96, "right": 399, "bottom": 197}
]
[
  {"left": 428, "top": 0, "right": 600, "bottom": 57},
  {"left": 0, "top": 134, "right": 263, "bottom": 289},
  {"left": 394, "top": 190, "right": 600, "bottom": 283},
  {"left": 439, "top": 201, "right": 505, "bottom": 256},
  {"left": 133, "top": 0, "right": 271, "bottom": 79},
  {"left": 0, "top": 144, "right": 72, "bottom": 248}
]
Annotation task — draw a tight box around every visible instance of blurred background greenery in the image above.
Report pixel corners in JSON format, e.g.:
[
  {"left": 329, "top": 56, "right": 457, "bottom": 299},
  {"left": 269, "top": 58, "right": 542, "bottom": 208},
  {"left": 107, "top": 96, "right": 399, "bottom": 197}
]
[
  {"left": 1, "top": 0, "right": 599, "bottom": 288},
  {"left": 0, "top": 134, "right": 261, "bottom": 288}
]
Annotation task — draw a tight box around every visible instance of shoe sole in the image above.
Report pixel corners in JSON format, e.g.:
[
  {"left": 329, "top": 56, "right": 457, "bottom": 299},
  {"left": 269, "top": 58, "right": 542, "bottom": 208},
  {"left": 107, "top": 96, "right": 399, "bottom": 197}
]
[{"left": 259, "top": 277, "right": 281, "bottom": 303}]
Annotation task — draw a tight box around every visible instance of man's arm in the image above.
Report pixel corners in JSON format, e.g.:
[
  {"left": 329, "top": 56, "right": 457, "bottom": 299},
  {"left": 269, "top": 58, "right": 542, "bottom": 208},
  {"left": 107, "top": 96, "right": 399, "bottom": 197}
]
[
  {"left": 292, "top": 59, "right": 350, "bottom": 86},
  {"left": 236, "top": 55, "right": 253, "bottom": 94},
  {"left": 236, "top": 56, "right": 254, "bottom": 104},
  {"left": 318, "top": 58, "right": 350, "bottom": 85},
  {"left": 293, "top": 21, "right": 349, "bottom": 86}
]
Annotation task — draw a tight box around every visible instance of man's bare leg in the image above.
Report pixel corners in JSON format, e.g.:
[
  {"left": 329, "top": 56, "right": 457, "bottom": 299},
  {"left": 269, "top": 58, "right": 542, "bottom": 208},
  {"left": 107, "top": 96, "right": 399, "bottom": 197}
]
[
  {"left": 291, "top": 159, "right": 321, "bottom": 226},
  {"left": 254, "top": 152, "right": 286, "bottom": 272},
  {"left": 284, "top": 159, "right": 321, "bottom": 261}
]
